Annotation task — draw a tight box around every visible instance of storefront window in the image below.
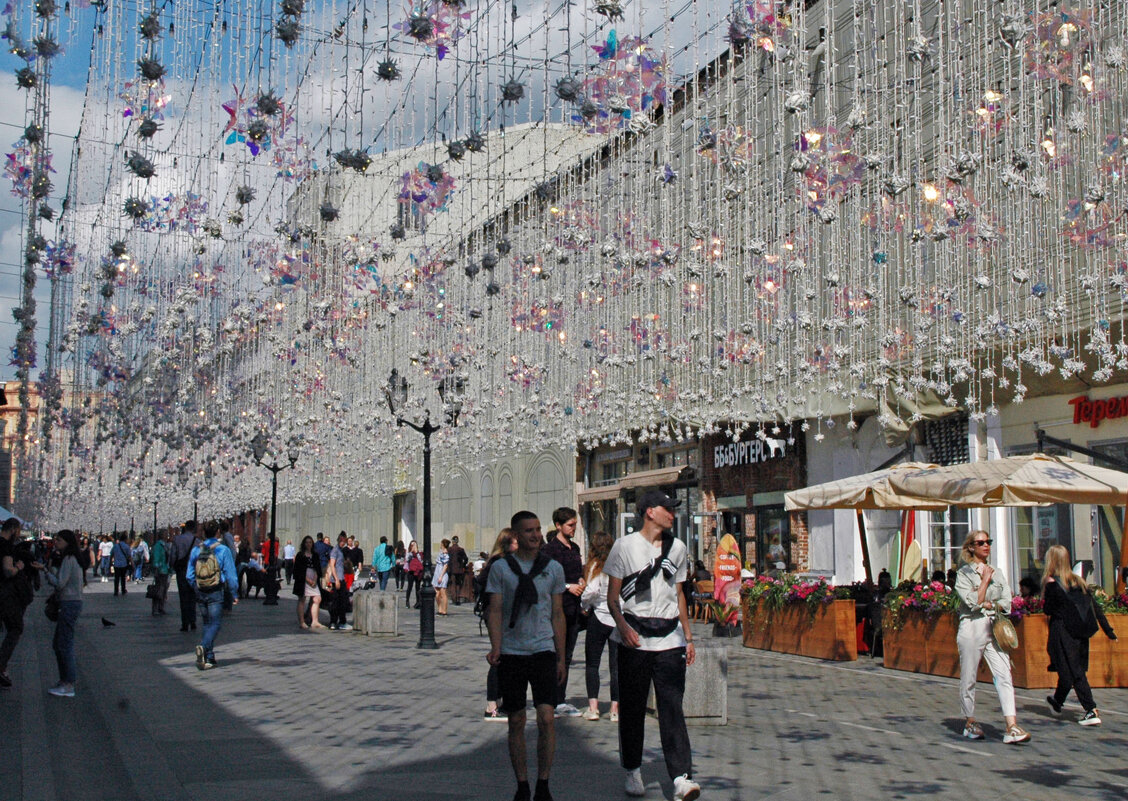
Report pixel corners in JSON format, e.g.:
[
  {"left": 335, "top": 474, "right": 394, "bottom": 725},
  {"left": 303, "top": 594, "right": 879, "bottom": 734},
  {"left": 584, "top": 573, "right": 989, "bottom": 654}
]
[
  {"left": 756, "top": 505, "right": 789, "bottom": 575},
  {"left": 1012, "top": 504, "right": 1072, "bottom": 585},
  {"left": 1092, "top": 441, "right": 1128, "bottom": 592}
]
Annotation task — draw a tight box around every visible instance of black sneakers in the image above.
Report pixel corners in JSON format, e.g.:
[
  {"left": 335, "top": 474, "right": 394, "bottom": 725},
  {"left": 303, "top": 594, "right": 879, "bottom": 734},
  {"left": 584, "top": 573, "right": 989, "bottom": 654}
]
[{"left": 1046, "top": 695, "right": 1063, "bottom": 713}]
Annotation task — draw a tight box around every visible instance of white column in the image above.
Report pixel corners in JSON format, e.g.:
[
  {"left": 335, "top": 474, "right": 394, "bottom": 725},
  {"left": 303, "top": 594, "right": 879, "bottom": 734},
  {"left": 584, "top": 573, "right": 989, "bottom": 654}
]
[{"left": 985, "top": 413, "right": 1011, "bottom": 584}]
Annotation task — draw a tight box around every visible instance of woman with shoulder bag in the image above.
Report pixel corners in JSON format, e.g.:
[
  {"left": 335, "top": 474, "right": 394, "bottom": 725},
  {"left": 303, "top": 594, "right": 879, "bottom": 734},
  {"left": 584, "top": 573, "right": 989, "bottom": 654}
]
[
  {"left": 36, "top": 529, "right": 84, "bottom": 697},
  {"left": 292, "top": 536, "right": 325, "bottom": 630},
  {"left": 953, "top": 530, "right": 1029, "bottom": 744},
  {"left": 404, "top": 541, "right": 424, "bottom": 609},
  {"left": 1042, "top": 545, "right": 1117, "bottom": 726}
]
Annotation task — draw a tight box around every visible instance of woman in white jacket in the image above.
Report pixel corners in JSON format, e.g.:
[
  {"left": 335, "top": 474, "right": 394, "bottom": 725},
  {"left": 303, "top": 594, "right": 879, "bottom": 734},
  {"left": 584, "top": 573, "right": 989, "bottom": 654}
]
[
  {"left": 953, "top": 530, "right": 1029, "bottom": 744},
  {"left": 580, "top": 531, "right": 619, "bottom": 722}
]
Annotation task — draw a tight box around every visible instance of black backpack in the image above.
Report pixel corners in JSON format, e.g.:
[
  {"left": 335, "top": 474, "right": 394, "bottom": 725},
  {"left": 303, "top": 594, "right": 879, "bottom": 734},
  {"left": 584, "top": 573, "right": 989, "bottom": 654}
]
[{"left": 1062, "top": 586, "right": 1099, "bottom": 640}]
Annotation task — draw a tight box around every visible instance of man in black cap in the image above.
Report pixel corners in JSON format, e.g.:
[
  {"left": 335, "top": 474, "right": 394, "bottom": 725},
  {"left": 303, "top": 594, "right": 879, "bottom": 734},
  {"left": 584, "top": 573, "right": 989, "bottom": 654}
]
[{"left": 606, "top": 490, "right": 701, "bottom": 801}]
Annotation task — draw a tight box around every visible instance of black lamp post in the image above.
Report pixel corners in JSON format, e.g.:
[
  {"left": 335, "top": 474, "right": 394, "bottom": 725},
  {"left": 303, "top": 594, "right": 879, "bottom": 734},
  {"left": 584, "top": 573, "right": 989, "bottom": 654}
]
[
  {"left": 385, "top": 368, "right": 464, "bottom": 650},
  {"left": 252, "top": 433, "right": 298, "bottom": 606}
]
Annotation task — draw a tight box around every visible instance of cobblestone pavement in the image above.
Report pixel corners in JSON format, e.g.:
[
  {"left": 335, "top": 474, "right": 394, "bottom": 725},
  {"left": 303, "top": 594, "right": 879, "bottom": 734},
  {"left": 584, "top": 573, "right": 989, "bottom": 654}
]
[{"left": 2, "top": 578, "right": 1126, "bottom": 801}]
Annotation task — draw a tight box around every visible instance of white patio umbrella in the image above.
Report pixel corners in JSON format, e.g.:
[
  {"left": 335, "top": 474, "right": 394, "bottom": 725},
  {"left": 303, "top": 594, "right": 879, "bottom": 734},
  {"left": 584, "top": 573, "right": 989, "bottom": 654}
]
[{"left": 885, "top": 453, "right": 1128, "bottom": 507}]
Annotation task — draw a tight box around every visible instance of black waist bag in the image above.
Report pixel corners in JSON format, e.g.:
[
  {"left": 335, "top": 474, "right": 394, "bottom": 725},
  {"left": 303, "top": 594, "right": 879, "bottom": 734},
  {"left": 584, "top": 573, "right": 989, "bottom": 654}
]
[{"left": 624, "top": 612, "right": 679, "bottom": 638}]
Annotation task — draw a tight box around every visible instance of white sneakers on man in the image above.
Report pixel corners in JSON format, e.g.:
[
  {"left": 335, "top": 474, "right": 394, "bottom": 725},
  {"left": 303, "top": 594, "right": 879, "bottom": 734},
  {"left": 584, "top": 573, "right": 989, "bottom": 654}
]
[
  {"left": 673, "top": 774, "right": 701, "bottom": 801},
  {"left": 554, "top": 703, "right": 581, "bottom": 717},
  {"left": 624, "top": 769, "right": 645, "bottom": 797}
]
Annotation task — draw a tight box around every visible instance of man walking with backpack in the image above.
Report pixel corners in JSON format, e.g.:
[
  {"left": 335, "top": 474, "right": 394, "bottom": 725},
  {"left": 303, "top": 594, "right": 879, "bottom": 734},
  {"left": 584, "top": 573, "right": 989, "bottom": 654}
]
[
  {"left": 186, "top": 522, "right": 238, "bottom": 670},
  {"left": 606, "top": 491, "right": 701, "bottom": 801},
  {"left": 486, "top": 511, "right": 566, "bottom": 801}
]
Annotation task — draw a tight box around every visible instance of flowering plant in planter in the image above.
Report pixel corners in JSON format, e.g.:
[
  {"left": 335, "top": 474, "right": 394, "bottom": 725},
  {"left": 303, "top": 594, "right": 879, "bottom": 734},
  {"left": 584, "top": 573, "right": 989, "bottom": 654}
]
[
  {"left": 741, "top": 573, "right": 846, "bottom": 621},
  {"left": 1007, "top": 594, "right": 1044, "bottom": 621},
  {"left": 883, "top": 580, "right": 959, "bottom": 631}
]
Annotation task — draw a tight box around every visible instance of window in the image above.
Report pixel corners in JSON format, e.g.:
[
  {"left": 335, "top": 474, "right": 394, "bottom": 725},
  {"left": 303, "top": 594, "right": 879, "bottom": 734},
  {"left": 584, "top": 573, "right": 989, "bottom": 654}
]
[
  {"left": 926, "top": 507, "right": 969, "bottom": 576},
  {"left": 1092, "top": 441, "right": 1128, "bottom": 590},
  {"left": 527, "top": 459, "right": 564, "bottom": 521},
  {"left": 480, "top": 474, "right": 494, "bottom": 532},
  {"left": 1008, "top": 443, "right": 1072, "bottom": 585},
  {"left": 756, "top": 505, "right": 789, "bottom": 575}
]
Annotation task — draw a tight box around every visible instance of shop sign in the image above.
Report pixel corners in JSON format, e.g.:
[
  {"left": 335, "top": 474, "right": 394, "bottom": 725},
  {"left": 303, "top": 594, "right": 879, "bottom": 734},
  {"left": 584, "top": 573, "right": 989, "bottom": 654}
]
[
  {"left": 713, "top": 437, "right": 786, "bottom": 469},
  {"left": 1069, "top": 395, "right": 1128, "bottom": 428},
  {"left": 594, "top": 448, "right": 632, "bottom": 463}
]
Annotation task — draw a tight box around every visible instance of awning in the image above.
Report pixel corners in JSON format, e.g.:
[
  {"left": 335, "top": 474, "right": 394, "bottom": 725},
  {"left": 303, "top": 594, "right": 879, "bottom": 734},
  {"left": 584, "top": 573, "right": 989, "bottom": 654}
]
[
  {"left": 618, "top": 465, "right": 691, "bottom": 489},
  {"left": 576, "top": 483, "right": 622, "bottom": 503}
]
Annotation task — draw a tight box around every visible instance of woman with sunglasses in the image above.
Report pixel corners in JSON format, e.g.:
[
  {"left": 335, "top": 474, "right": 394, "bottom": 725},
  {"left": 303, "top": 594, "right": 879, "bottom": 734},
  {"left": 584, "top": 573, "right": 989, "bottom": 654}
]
[{"left": 953, "top": 530, "right": 1030, "bottom": 744}]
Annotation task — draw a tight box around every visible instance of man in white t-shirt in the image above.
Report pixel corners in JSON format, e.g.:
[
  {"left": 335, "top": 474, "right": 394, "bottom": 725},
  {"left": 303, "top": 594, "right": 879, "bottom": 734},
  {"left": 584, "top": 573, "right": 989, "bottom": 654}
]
[
  {"left": 486, "top": 511, "right": 566, "bottom": 801},
  {"left": 606, "top": 491, "right": 701, "bottom": 801}
]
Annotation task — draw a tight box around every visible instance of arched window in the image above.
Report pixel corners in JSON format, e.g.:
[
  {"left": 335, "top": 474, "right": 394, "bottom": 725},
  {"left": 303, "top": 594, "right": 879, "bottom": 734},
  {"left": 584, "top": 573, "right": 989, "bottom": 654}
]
[
  {"left": 527, "top": 459, "right": 565, "bottom": 520},
  {"left": 498, "top": 472, "right": 513, "bottom": 524},
  {"left": 480, "top": 474, "right": 495, "bottom": 532}
]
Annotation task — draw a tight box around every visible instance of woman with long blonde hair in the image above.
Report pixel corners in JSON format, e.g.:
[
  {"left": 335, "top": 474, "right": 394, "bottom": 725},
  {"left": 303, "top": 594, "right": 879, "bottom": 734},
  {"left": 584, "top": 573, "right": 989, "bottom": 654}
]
[
  {"left": 481, "top": 529, "right": 516, "bottom": 719},
  {"left": 953, "top": 530, "right": 1029, "bottom": 744},
  {"left": 1041, "top": 544, "right": 1117, "bottom": 726},
  {"left": 579, "top": 531, "right": 619, "bottom": 722}
]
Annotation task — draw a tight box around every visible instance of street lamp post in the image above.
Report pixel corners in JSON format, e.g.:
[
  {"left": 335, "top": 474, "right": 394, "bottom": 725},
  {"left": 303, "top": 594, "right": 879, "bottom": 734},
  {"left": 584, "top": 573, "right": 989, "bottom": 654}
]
[
  {"left": 252, "top": 434, "right": 298, "bottom": 607},
  {"left": 152, "top": 500, "right": 157, "bottom": 543},
  {"left": 385, "top": 368, "right": 463, "bottom": 650}
]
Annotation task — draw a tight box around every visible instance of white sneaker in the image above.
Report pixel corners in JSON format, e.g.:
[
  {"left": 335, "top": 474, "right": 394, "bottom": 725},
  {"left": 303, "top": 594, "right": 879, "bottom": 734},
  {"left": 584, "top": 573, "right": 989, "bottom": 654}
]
[
  {"left": 47, "top": 683, "right": 75, "bottom": 698},
  {"left": 554, "top": 703, "right": 581, "bottom": 718},
  {"left": 624, "top": 768, "right": 645, "bottom": 797},
  {"left": 673, "top": 774, "right": 701, "bottom": 801},
  {"left": 582, "top": 707, "right": 601, "bottom": 721},
  {"left": 1080, "top": 710, "right": 1102, "bottom": 726},
  {"left": 336, "top": 624, "right": 353, "bottom": 631}
]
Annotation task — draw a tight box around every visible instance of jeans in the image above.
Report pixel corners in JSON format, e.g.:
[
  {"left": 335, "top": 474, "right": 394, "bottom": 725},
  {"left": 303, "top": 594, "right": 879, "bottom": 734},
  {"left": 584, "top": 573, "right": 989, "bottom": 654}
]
[
  {"left": 618, "top": 646, "right": 693, "bottom": 780},
  {"left": 133, "top": 563, "right": 144, "bottom": 582},
  {"left": 377, "top": 570, "right": 391, "bottom": 591},
  {"left": 99, "top": 556, "right": 110, "bottom": 577},
  {"left": 53, "top": 600, "right": 81, "bottom": 684},
  {"left": 404, "top": 573, "right": 422, "bottom": 606},
  {"left": 584, "top": 616, "right": 619, "bottom": 702},
  {"left": 113, "top": 566, "right": 128, "bottom": 595},
  {"left": 197, "top": 589, "right": 225, "bottom": 661}
]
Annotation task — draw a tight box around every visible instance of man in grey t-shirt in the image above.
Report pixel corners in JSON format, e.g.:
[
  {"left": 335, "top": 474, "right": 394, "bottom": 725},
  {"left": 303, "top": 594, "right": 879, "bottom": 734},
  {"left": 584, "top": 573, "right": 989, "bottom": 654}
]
[{"left": 486, "top": 511, "right": 565, "bottom": 801}]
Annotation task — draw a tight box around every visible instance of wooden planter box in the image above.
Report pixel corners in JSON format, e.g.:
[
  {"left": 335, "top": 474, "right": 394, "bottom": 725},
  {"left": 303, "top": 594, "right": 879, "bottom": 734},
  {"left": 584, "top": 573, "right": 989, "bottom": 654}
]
[
  {"left": 882, "top": 611, "right": 1128, "bottom": 688},
  {"left": 741, "top": 598, "right": 858, "bottom": 661}
]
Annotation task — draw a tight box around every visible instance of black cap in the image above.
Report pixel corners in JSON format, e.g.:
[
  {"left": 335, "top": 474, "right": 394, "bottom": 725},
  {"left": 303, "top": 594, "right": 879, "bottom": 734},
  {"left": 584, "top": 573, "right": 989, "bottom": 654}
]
[{"left": 636, "top": 490, "right": 681, "bottom": 519}]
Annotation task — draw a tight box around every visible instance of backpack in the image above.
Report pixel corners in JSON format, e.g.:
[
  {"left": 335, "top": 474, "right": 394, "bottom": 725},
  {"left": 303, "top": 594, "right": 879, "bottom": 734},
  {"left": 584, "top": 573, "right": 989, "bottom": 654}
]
[
  {"left": 194, "top": 544, "right": 222, "bottom": 592},
  {"left": 1062, "top": 585, "right": 1099, "bottom": 640},
  {"left": 473, "top": 558, "right": 495, "bottom": 620}
]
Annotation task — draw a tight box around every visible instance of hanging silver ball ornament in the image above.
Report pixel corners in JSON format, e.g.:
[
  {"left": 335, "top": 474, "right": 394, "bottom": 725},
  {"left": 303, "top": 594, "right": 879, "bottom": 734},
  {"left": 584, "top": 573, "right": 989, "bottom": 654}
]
[
  {"left": 407, "top": 12, "right": 434, "bottom": 41},
  {"left": 276, "top": 16, "right": 301, "bottom": 47},
  {"left": 139, "top": 12, "right": 162, "bottom": 40},
  {"left": 501, "top": 78, "right": 525, "bottom": 104},
  {"left": 124, "top": 197, "right": 151, "bottom": 220},
  {"left": 464, "top": 261, "right": 480, "bottom": 279},
  {"left": 280, "top": 0, "right": 306, "bottom": 16},
  {"left": 15, "top": 68, "right": 37, "bottom": 89},
  {"left": 235, "top": 185, "right": 255, "bottom": 205},
  {"left": 426, "top": 164, "right": 445, "bottom": 183},
  {"left": 377, "top": 58, "right": 400, "bottom": 81},
  {"left": 496, "top": 238, "right": 511, "bottom": 256},
  {"left": 481, "top": 253, "right": 498, "bottom": 271},
  {"left": 554, "top": 75, "right": 583, "bottom": 103},
  {"left": 999, "top": 15, "right": 1027, "bottom": 48},
  {"left": 579, "top": 99, "right": 599, "bottom": 120},
  {"left": 783, "top": 90, "right": 810, "bottom": 113},
  {"left": 137, "top": 57, "right": 166, "bottom": 81},
  {"left": 137, "top": 118, "right": 160, "bottom": 139},
  {"left": 906, "top": 33, "right": 930, "bottom": 62},
  {"left": 595, "top": 1, "right": 625, "bottom": 21},
  {"left": 390, "top": 223, "right": 406, "bottom": 240},
  {"left": 485, "top": 281, "right": 500, "bottom": 296},
  {"left": 246, "top": 119, "right": 270, "bottom": 142},
  {"left": 256, "top": 91, "right": 283, "bottom": 116},
  {"left": 35, "top": 0, "right": 57, "bottom": 17},
  {"left": 35, "top": 35, "right": 60, "bottom": 59},
  {"left": 447, "top": 139, "right": 466, "bottom": 161},
  {"left": 464, "top": 131, "right": 485, "bottom": 152},
  {"left": 125, "top": 151, "right": 156, "bottom": 179}
]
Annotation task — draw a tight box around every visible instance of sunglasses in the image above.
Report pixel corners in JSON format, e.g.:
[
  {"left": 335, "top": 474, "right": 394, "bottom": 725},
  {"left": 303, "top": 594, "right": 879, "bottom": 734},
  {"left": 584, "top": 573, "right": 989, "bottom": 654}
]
[{"left": 973, "top": 539, "right": 993, "bottom": 546}]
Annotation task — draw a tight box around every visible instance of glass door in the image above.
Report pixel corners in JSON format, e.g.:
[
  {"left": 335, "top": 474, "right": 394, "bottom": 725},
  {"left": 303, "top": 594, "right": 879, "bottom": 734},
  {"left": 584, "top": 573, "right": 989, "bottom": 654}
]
[{"left": 925, "top": 507, "right": 968, "bottom": 577}]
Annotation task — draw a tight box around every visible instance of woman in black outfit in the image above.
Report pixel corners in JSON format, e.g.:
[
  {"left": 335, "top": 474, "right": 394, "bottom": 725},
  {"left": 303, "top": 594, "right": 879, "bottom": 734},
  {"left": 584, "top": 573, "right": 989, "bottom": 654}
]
[
  {"left": 404, "top": 540, "right": 424, "bottom": 608},
  {"left": 394, "top": 540, "right": 406, "bottom": 589},
  {"left": 292, "top": 536, "right": 325, "bottom": 630},
  {"left": 1042, "top": 545, "right": 1117, "bottom": 726}
]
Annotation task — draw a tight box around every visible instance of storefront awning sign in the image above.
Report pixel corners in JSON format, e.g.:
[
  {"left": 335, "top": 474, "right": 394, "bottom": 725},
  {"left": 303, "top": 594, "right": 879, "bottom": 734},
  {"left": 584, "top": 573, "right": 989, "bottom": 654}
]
[{"left": 576, "top": 483, "right": 622, "bottom": 503}]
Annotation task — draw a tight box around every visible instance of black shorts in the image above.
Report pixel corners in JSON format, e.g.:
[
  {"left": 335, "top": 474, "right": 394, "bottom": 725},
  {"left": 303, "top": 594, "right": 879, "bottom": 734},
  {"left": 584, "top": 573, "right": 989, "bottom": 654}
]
[{"left": 498, "top": 651, "right": 557, "bottom": 714}]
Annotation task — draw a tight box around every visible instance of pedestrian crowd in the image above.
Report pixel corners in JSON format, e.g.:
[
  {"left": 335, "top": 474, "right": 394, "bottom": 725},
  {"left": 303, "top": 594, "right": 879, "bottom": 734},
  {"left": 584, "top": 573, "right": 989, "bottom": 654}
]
[{"left": 0, "top": 502, "right": 1119, "bottom": 801}]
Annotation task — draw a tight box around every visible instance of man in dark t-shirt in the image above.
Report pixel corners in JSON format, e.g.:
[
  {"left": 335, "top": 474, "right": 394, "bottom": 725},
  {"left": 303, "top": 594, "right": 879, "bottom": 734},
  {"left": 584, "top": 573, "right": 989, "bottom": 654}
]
[{"left": 540, "top": 506, "right": 584, "bottom": 717}]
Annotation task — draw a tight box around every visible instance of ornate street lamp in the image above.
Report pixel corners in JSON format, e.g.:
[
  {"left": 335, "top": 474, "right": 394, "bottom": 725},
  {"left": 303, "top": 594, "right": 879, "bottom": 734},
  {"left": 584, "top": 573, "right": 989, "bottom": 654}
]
[
  {"left": 385, "top": 368, "right": 465, "bottom": 649},
  {"left": 252, "top": 432, "right": 299, "bottom": 606}
]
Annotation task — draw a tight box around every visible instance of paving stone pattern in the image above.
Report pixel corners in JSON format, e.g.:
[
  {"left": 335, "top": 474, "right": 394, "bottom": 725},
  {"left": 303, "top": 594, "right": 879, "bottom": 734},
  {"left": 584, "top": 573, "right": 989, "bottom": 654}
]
[{"left": 2, "top": 580, "right": 1126, "bottom": 801}]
